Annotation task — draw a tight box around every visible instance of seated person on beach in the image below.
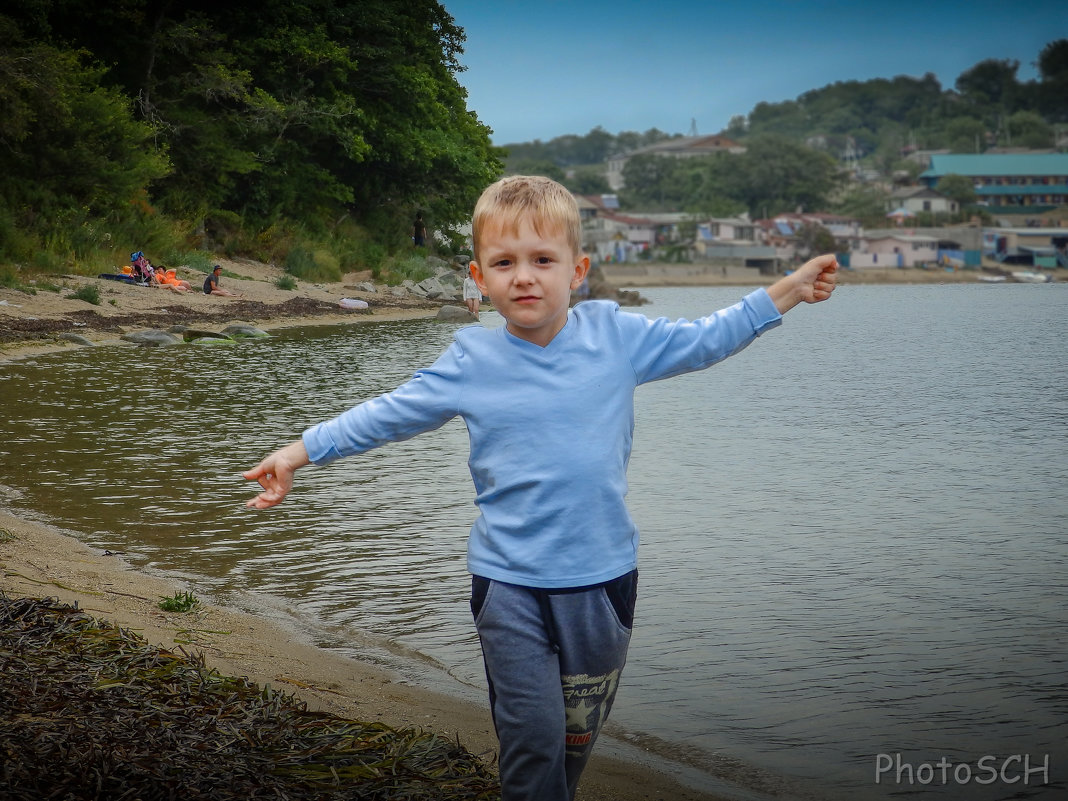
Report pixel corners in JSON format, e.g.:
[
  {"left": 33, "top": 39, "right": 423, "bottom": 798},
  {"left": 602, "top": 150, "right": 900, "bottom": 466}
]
[
  {"left": 130, "top": 251, "right": 154, "bottom": 284},
  {"left": 244, "top": 175, "right": 838, "bottom": 801},
  {"left": 153, "top": 265, "right": 193, "bottom": 293},
  {"left": 203, "top": 265, "right": 241, "bottom": 297}
]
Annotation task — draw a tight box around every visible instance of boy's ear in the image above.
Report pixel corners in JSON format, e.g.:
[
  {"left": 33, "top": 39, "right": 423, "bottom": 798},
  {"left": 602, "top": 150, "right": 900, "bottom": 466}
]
[
  {"left": 570, "top": 254, "right": 591, "bottom": 290},
  {"left": 470, "top": 260, "right": 488, "bottom": 295}
]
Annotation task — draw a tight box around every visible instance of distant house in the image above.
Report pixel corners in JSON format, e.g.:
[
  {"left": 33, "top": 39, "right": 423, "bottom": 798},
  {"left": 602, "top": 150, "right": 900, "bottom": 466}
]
[
  {"left": 695, "top": 216, "right": 778, "bottom": 269},
  {"left": 902, "top": 148, "right": 951, "bottom": 169},
  {"left": 850, "top": 232, "right": 938, "bottom": 268},
  {"left": 983, "top": 226, "right": 1068, "bottom": 268},
  {"left": 919, "top": 153, "right": 1068, "bottom": 211},
  {"left": 887, "top": 186, "right": 959, "bottom": 216},
  {"left": 583, "top": 211, "right": 659, "bottom": 263},
  {"left": 605, "top": 134, "right": 746, "bottom": 190},
  {"left": 765, "top": 212, "right": 864, "bottom": 252},
  {"left": 574, "top": 195, "right": 599, "bottom": 222}
]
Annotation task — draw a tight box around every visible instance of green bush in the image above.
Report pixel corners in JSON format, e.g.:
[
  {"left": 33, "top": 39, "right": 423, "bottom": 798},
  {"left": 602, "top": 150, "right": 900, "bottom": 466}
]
[
  {"left": 68, "top": 284, "right": 101, "bottom": 305},
  {"left": 0, "top": 265, "right": 19, "bottom": 289},
  {"left": 275, "top": 274, "right": 296, "bottom": 290},
  {"left": 162, "top": 249, "right": 214, "bottom": 274},
  {"left": 283, "top": 245, "right": 341, "bottom": 282},
  {"left": 380, "top": 254, "right": 434, "bottom": 285},
  {"left": 32, "top": 249, "right": 67, "bottom": 274}
]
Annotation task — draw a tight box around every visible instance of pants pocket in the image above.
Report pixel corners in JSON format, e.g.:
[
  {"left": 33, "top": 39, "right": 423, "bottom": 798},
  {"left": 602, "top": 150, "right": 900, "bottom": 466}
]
[
  {"left": 602, "top": 569, "right": 638, "bottom": 629},
  {"left": 470, "top": 574, "right": 491, "bottom": 621}
]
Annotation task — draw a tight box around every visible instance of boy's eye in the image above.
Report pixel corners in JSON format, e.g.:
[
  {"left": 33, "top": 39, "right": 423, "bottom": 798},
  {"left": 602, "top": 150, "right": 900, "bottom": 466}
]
[
  {"left": 535, "top": 256, "right": 553, "bottom": 265},
  {"left": 493, "top": 259, "right": 512, "bottom": 268}
]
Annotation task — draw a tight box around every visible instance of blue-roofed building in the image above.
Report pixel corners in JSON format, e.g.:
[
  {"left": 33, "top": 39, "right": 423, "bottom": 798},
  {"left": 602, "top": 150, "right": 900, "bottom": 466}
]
[{"left": 919, "top": 153, "right": 1068, "bottom": 211}]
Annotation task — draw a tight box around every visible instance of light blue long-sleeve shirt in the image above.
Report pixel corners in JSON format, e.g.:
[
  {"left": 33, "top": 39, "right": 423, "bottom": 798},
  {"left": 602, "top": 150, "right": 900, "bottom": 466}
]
[{"left": 302, "top": 289, "right": 782, "bottom": 588}]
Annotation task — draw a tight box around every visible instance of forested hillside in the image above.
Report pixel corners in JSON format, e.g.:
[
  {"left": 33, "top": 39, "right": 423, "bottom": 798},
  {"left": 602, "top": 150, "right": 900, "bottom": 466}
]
[
  {"left": 0, "top": 0, "right": 502, "bottom": 279},
  {"left": 504, "top": 40, "right": 1067, "bottom": 220}
]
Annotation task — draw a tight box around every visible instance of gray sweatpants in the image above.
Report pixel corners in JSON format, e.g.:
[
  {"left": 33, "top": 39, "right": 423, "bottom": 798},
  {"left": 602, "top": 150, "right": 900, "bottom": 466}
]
[{"left": 471, "top": 571, "right": 637, "bottom": 801}]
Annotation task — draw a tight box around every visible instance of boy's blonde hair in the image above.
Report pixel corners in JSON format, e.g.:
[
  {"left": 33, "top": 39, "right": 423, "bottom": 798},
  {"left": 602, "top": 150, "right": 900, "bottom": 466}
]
[{"left": 472, "top": 175, "right": 583, "bottom": 261}]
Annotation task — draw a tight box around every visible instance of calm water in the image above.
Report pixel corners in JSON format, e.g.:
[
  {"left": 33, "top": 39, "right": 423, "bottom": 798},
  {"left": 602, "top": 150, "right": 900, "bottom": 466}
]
[{"left": 1, "top": 284, "right": 1065, "bottom": 800}]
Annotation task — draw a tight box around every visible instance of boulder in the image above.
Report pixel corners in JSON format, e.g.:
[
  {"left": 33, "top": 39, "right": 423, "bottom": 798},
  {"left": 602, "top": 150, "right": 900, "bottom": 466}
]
[
  {"left": 57, "top": 333, "right": 94, "bottom": 347},
  {"left": 580, "top": 265, "right": 649, "bottom": 306},
  {"left": 182, "top": 328, "right": 234, "bottom": 342},
  {"left": 436, "top": 305, "right": 478, "bottom": 323},
  {"left": 416, "top": 277, "right": 446, "bottom": 298},
  {"left": 355, "top": 281, "right": 377, "bottom": 293},
  {"left": 221, "top": 324, "right": 270, "bottom": 338},
  {"left": 121, "top": 329, "right": 181, "bottom": 346}
]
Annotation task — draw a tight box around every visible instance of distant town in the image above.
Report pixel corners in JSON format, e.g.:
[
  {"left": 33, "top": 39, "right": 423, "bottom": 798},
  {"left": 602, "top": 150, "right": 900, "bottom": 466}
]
[{"left": 572, "top": 142, "right": 1068, "bottom": 278}]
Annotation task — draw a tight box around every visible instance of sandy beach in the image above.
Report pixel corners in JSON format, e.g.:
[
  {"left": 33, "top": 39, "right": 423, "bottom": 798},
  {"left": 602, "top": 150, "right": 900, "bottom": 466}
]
[
  {"left": 0, "top": 509, "right": 734, "bottom": 800},
  {"left": 0, "top": 256, "right": 1000, "bottom": 364}
]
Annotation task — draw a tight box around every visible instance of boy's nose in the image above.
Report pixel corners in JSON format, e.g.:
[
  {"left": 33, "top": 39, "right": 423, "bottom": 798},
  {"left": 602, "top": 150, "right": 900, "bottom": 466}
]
[{"left": 513, "top": 263, "right": 535, "bottom": 284}]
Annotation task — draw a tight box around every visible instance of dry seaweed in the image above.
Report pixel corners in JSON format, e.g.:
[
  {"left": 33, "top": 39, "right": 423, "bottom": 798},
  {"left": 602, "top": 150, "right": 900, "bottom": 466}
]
[{"left": 0, "top": 593, "right": 500, "bottom": 800}]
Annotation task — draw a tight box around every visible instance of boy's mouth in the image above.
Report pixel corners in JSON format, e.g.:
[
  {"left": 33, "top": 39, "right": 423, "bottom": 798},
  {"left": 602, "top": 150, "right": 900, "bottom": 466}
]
[{"left": 513, "top": 294, "right": 540, "bottom": 304}]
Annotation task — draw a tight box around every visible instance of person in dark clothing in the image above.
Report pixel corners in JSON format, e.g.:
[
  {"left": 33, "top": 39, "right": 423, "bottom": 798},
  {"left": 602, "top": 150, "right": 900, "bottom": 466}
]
[
  {"left": 413, "top": 213, "right": 427, "bottom": 247},
  {"left": 203, "top": 265, "right": 240, "bottom": 296}
]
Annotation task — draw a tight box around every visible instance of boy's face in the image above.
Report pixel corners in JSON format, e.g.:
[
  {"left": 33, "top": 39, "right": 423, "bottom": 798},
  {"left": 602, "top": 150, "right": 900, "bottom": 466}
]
[{"left": 470, "top": 216, "right": 589, "bottom": 348}]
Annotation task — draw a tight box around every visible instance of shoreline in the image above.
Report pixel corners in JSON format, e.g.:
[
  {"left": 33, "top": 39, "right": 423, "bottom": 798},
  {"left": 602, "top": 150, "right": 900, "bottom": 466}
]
[
  {"left": 1, "top": 257, "right": 1033, "bottom": 365},
  {"left": 0, "top": 507, "right": 736, "bottom": 801}
]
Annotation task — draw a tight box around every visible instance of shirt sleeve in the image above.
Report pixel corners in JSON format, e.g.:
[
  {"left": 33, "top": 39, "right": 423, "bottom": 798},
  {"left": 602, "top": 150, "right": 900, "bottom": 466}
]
[
  {"left": 302, "top": 341, "right": 465, "bottom": 465},
  {"left": 618, "top": 288, "right": 782, "bottom": 384}
]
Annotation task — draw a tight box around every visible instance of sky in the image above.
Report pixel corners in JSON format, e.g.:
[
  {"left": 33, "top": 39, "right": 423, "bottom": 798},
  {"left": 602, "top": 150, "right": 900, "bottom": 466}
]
[{"left": 440, "top": 0, "right": 1065, "bottom": 146}]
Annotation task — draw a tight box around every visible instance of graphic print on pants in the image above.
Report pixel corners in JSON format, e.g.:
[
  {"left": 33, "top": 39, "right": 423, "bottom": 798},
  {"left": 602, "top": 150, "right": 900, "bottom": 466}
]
[{"left": 562, "top": 669, "right": 621, "bottom": 755}]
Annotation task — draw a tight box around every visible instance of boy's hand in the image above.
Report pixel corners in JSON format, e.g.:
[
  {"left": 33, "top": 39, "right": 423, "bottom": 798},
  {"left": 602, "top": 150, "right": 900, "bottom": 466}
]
[
  {"left": 767, "top": 254, "right": 838, "bottom": 314},
  {"left": 243, "top": 440, "right": 310, "bottom": 509}
]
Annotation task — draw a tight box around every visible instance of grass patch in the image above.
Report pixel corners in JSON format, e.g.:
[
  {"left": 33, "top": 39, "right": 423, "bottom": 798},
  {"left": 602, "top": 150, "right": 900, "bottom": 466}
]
[
  {"left": 275, "top": 274, "right": 297, "bottom": 290},
  {"left": 67, "top": 285, "right": 101, "bottom": 305},
  {"left": 158, "top": 590, "right": 199, "bottom": 613}
]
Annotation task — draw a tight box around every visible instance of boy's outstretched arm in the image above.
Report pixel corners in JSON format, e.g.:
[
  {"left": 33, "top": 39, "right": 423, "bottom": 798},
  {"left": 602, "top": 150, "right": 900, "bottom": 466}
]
[
  {"left": 766, "top": 254, "right": 838, "bottom": 314},
  {"left": 243, "top": 439, "right": 310, "bottom": 509}
]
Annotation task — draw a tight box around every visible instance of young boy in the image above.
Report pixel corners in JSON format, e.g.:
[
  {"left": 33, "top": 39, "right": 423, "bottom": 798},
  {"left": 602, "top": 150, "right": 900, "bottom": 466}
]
[{"left": 244, "top": 175, "right": 836, "bottom": 801}]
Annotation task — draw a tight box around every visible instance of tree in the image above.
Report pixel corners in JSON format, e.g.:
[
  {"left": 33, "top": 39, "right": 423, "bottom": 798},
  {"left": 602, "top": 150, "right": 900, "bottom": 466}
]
[
  {"left": 795, "top": 222, "right": 837, "bottom": 258},
  {"left": 1006, "top": 110, "right": 1054, "bottom": 148},
  {"left": 562, "top": 165, "right": 611, "bottom": 195},
  {"left": 0, "top": 16, "right": 169, "bottom": 231},
  {"left": 940, "top": 117, "right": 987, "bottom": 153},
  {"left": 1036, "top": 40, "right": 1068, "bottom": 121},
  {"left": 833, "top": 184, "right": 891, "bottom": 226},
  {"left": 11, "top": 0, "right": 501, "bottom": 238},
  {"left": 955, "top": 58, "right": 1020, "bottom": 110},
  {"left": 936, "top": 174, "right": 977, "bottom": 206},
  {"left": 620, "top": 154, "right": 681, "bottom": 208},
  {"left": 725, "top": 114, "right": 748, "bottom": 139},
  {"left": 714, "top": 135, "right": 841, "bottom": 216}
]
